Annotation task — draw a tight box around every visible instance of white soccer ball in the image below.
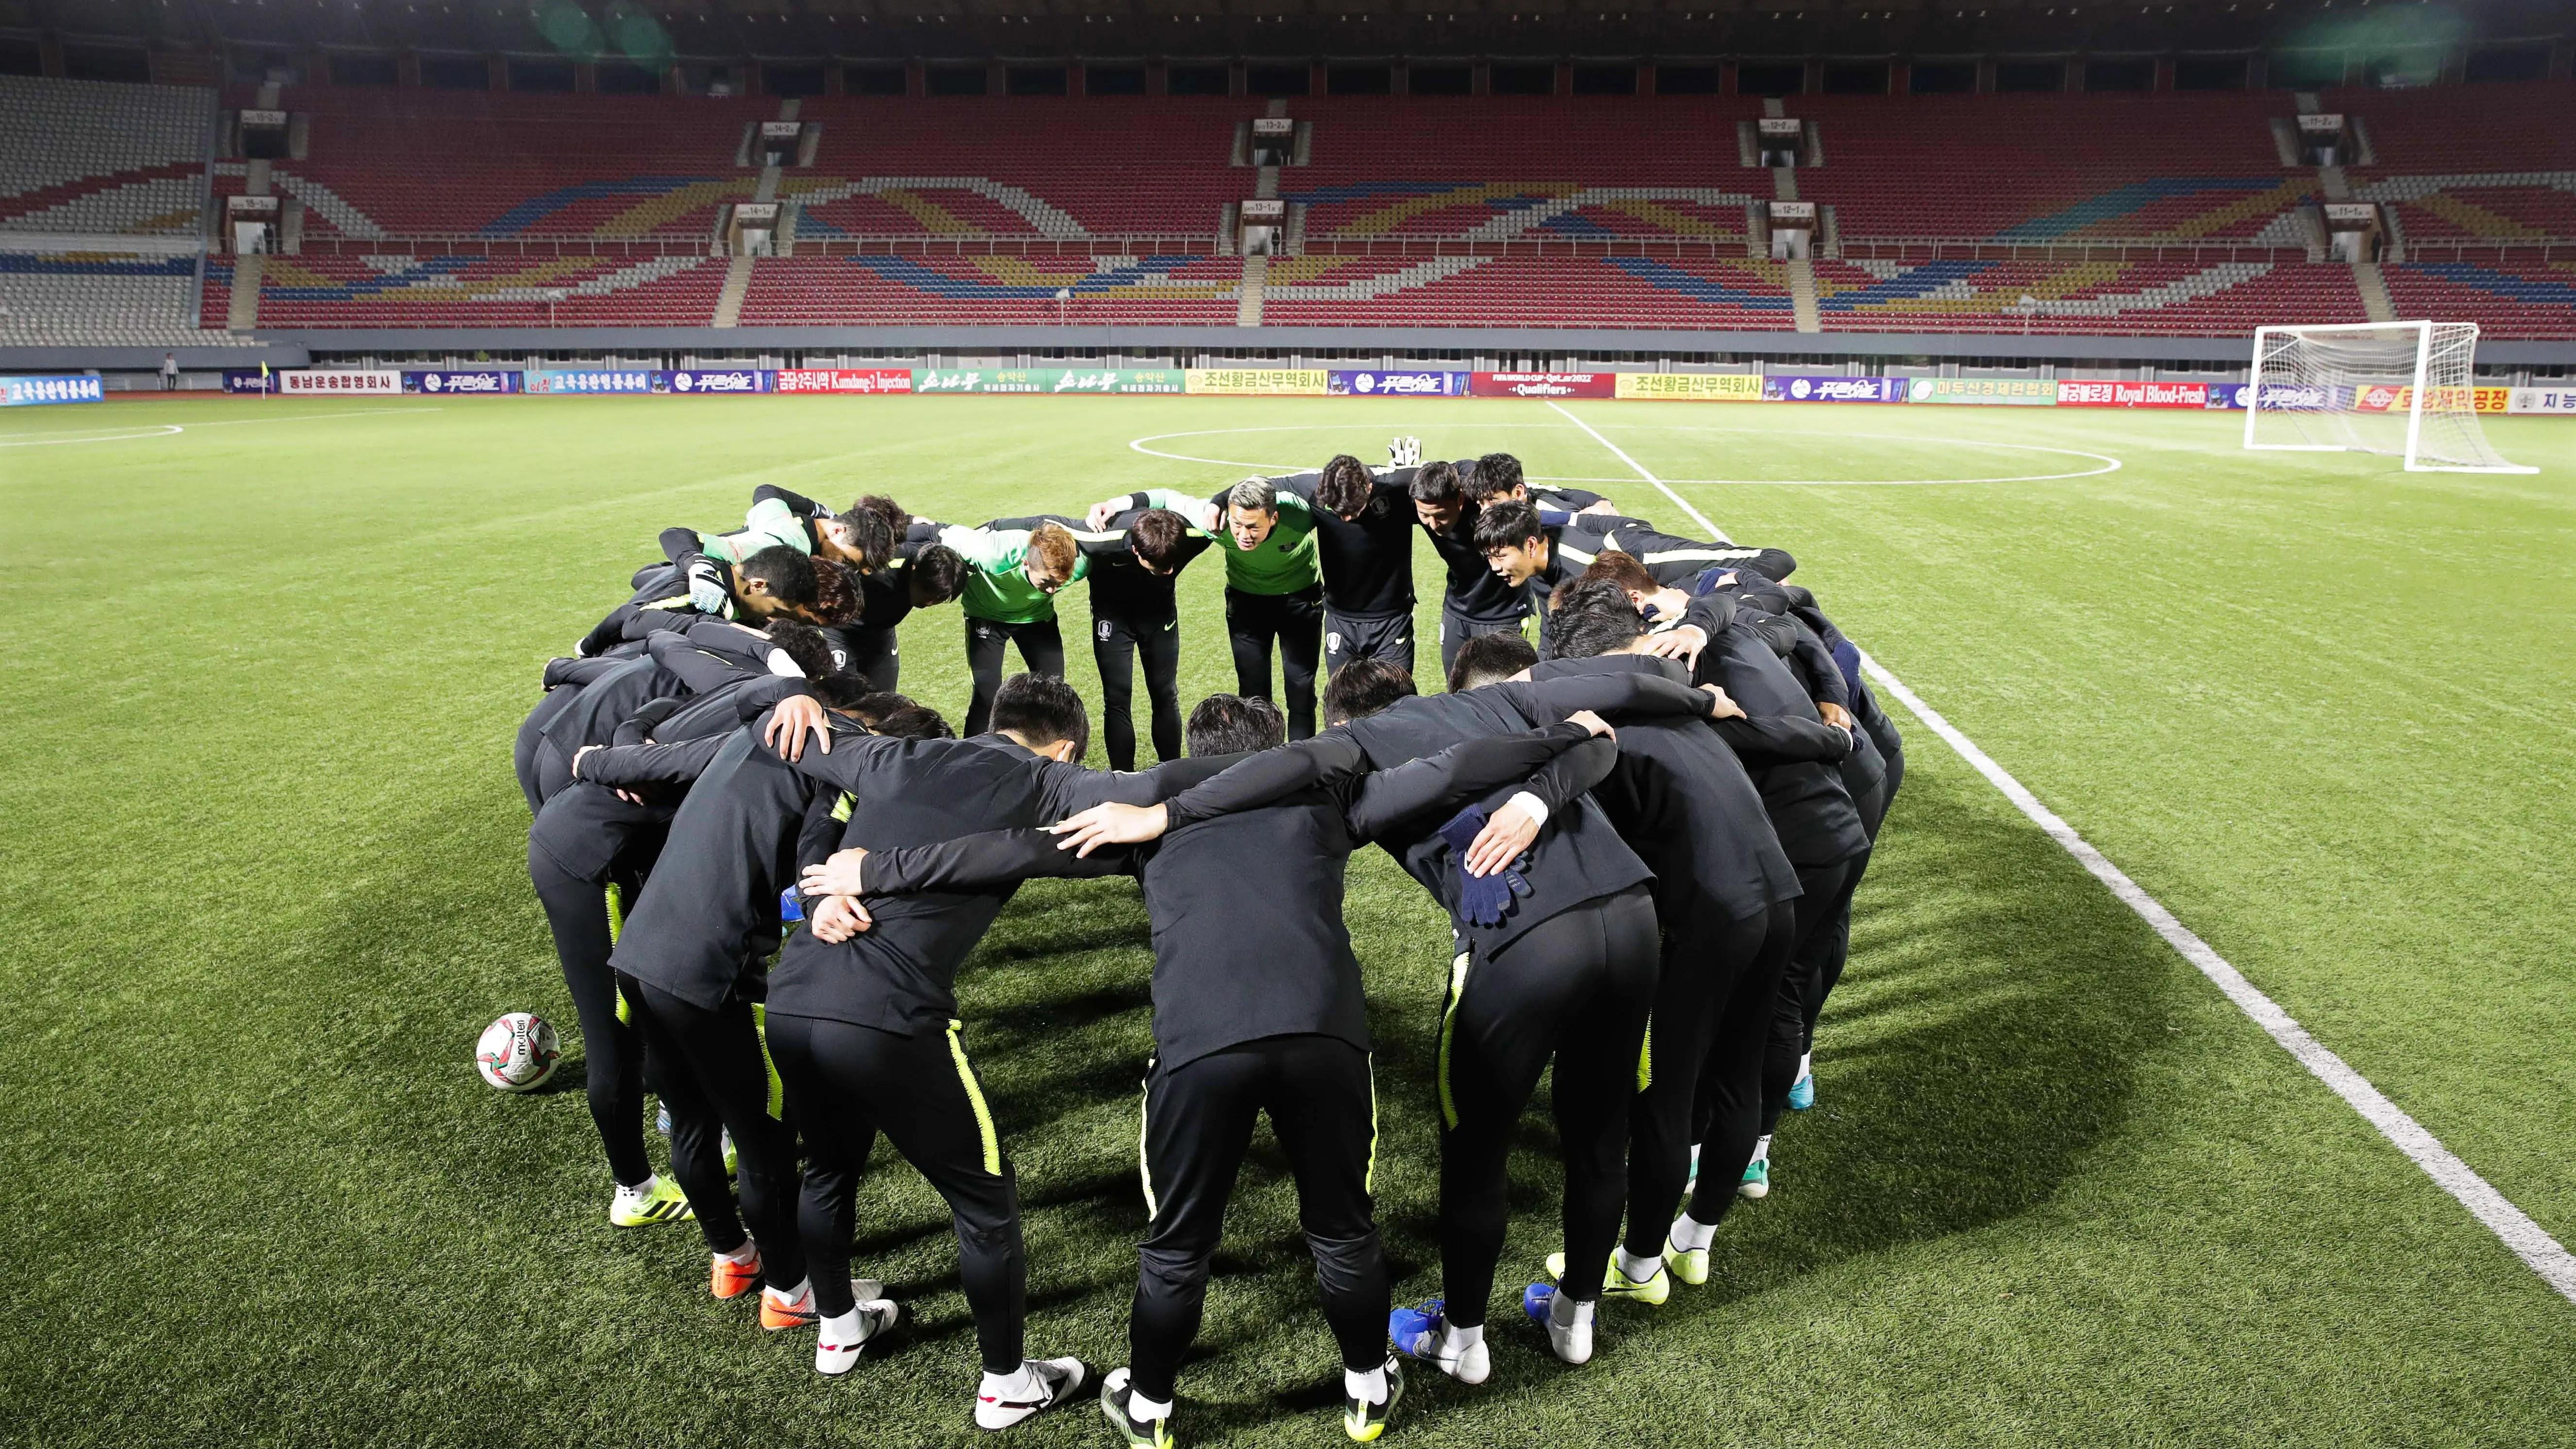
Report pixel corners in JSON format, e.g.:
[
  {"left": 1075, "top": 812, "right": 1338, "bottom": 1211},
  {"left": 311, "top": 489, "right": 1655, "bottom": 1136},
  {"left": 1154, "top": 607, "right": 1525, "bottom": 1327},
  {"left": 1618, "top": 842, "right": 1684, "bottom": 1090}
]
[{"left": 476, "top": 1012, "right": 561, "bottom": 1092}]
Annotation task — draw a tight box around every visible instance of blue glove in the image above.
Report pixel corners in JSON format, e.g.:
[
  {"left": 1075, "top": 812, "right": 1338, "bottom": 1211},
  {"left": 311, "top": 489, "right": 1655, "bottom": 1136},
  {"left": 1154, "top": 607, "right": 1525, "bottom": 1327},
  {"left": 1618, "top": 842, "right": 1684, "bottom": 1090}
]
[
  {"left": 1437, "top": 804, "right": 1533, "bottom": 927},
  {"left": 1831, "top": 639, "right": 1864, "bottom": 702}
]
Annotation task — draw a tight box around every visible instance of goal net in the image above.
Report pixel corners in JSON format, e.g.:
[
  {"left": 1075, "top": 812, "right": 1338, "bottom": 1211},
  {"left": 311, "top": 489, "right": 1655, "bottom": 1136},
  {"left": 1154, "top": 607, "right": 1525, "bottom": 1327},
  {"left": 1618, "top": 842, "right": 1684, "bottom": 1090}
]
[{"left": 2244, "top": 320, "right": 2535, "bottom": 473}]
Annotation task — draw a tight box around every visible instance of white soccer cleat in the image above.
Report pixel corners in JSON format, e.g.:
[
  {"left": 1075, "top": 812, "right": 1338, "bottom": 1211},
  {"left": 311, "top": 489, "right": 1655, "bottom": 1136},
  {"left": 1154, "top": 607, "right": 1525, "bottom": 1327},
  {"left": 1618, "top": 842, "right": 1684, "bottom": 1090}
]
[
  {"left": 814, "top": 1299, "right": 898, "bottom": 1376},
  {"left": 975, "top": 1356, "right": 1089, "bottom": 1431}
]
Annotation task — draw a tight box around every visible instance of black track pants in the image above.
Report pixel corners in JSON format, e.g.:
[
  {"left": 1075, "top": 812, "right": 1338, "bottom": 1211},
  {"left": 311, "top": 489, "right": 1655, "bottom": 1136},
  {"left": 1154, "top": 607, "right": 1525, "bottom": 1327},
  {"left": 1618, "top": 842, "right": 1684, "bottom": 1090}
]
[
  {"left": 764, "top": 1012, "right": 1026, "bottom": 1372},
  {"left": 616, "top": 976, "right": 807, "bottom": 1293},
  {"left": 514, "top": 688, "right": 582, "bottom": 815},
  {"left": 1225, "top": 585, "right": 1323, "bottom": 740},
  {"left": 1322, "top": 607, "right": 1416, "bottom": 683},
  {"left": 1093, "top": 610, "right": 1183, "bottom": 772},
  {"left": 1129, "top": 1035, "right": 1386, "bottom": 1405},
  {"left": 528, "top": 784, "right": 667, "bottom": 1187},
  {"left": 827, "top": 623, "right": 900, "bottom": 693},
  {"left": 1683, "top": 899, "right": 1798, "bottom": 1227},
  {"left": 1621, "top": 903, "right": 1775, "bottom": 1259},
  {"left": 1758, "top": 857, "right": 1861, "bottom": 1136},
  {"left": 964, "top": 615, "right": 1067, "bottom": 739},
  {"left": 1436, "top": 887, "right": 1658, "bottom": 1325},
  {"left": 1437, "top": 606, "right": 1531, "bottom": 684}
]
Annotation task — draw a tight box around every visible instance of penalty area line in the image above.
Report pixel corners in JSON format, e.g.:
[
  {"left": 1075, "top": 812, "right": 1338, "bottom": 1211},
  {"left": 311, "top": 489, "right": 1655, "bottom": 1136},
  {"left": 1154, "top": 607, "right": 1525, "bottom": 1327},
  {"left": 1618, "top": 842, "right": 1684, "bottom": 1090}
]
[{"left": 1543, "top": 399, "right": 2576, "bottom": 1306}]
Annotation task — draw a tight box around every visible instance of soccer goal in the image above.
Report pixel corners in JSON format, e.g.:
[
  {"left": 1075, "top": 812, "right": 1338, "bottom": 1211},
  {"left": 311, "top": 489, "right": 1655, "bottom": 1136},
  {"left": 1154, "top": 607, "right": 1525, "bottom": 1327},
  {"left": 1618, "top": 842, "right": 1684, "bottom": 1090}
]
[{"left": 2244, "top": 320, "right": 2536, "bottom": 473}]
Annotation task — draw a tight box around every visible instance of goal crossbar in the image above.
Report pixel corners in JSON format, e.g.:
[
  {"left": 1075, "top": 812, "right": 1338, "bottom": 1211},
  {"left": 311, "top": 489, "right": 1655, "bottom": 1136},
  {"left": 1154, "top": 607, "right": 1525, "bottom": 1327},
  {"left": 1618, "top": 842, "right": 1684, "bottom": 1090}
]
[{"left": 2244, "top": 320, "right": 2537, "bottom": 475}]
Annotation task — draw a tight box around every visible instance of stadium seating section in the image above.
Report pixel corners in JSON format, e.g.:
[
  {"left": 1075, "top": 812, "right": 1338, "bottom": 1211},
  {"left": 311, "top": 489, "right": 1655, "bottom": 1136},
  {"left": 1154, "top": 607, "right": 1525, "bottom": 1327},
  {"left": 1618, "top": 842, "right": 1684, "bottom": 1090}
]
[{"left": 2, "top": 73, "right": 2570, "bottom": 340}]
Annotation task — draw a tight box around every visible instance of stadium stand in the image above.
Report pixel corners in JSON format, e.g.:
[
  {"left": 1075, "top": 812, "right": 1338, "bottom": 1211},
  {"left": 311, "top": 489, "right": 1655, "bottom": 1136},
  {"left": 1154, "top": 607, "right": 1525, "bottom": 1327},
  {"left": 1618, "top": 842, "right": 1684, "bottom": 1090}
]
[
  {"left": 737, "top": 253, "right": 1242, "bottom": 326},
  {"left": 1262, "top": 255, "right": 1797, "bottom": 328},
  {"left": 206, "top": 251, "right": 731, "bottom": 328},
  {"left": 2337, "top": 82, "right": 2576, "bottom": 248},
  {"left": 1812, "top": 258, "right": 2372, "bottom": 335},
  {"left": 2381, "top": 258, "right": 2576, "bottom": 340}
]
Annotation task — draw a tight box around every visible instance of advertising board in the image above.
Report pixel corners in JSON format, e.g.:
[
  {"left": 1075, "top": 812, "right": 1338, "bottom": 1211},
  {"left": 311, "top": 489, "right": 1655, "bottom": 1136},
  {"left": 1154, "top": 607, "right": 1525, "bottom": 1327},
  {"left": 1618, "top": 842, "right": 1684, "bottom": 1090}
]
[
  {"left": 1470, "top": 371, "right": 1616, "bottom": 399},
  {"left": 2508, "top": 387, "right": 2576, "bottom": 414},
  {"left": 1185, "top": 369, "right": 1331, "bottom": 397},
  {"left": 0, "top": 374, "right": 104, "bottom": 407},
  {"left": 1329, "top": 370, "right": 1472, "bottom": 397},
  {"left": 404, "top": 370, "right": 520, "bottom": 394},
  {"left": 664, "top": 369, "right": 768, "bottom": 394},
  {"left": 774, "top": 369, "right": 915, "bottom": 394},
  {"left": 278, "top": 369, "right": 400, "bottom": 395},
  {"left": 2055, "top": 379, "right": 2211, "bottom": 409},
  {"left": 1903, "top": 377, "right": 2056, "bottom": 406},
  {"left": 1763, "top": 374, "right": 1904, "bottom": 403},
  {"left": 524, "top": 369, "right": 656, "bottom": 394},
  {"left": 1615, "top": 373, "right": 1764, "bottom": 402}
]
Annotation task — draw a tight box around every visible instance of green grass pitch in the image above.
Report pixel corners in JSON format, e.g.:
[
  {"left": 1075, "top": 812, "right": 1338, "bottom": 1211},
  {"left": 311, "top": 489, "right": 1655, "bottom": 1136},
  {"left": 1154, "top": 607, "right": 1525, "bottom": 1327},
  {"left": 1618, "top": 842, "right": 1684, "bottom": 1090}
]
[{"left": 3, "top": 394, "right": 2571, "bottom": 1447}]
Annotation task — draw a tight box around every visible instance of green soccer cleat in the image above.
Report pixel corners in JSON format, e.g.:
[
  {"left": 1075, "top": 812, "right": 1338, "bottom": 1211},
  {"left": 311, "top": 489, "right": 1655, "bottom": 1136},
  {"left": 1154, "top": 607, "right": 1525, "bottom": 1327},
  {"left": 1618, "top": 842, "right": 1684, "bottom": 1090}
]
[
  {"left": 1664, "top": 1232, "right": 1709, "bottom": 1288},
  {"left": 608, "top": 1174, "right": 695, "bottom": 1228},
  {"left": 1344, "top": 1358, "right": 1403, "bottom": 1442},
  {"left": 1541, "top": 1250, "right": 1671, "bottom": 1305},
  {"left": 1100, "top": 1367, "right": 1175, "bottom": 1449}
]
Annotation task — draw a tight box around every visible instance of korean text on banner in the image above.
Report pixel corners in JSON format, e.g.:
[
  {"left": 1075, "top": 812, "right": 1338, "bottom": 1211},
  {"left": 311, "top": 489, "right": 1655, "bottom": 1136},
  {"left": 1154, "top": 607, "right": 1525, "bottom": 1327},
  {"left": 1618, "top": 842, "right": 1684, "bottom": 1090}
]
[
  {"left": 773, "top": 369, "right": 915, "bottom": 394},
  {"left": 2055, "top": 380, "right": 2210, "bottom": 409},
  {"left": 2508, "top": 387, "right": 2576, "bottom": 415},
  {"left": 1764, "top": 375, "right": 1904, "bottom": 403},
  {"left": 2344, "top": 384, "right": 2509, "bottom": 414},
  {"left": 1614, "top": 373, "right": 1764, "bottom": 402},
  {"left": 1330, "top": 370, "right": 1472, "bottom": 397},
  {"left": 1470, "top": 371, "right": 1617, "bottom": 399},
  {"left": 1904, "top": 377, "right": 2057, "bottom": 406},
  {"left": 662, "top": 369, "right": 770, "bottom": 395},
  {"left": 0, "top": 374, "right": 105, "bottom": 407},
  {"left": 524, "top": 369, "right": 656, "bottom": 395},
  {"left": 279, "top": 369, "right": 402, "bottom": 396},
  {"left": 1047, "top": 369, "right": 1187, "bottom": 394},
  {"left": 1184, "top": 369, "right": 1331, "bottom": 397},
  {"left": 404, "top": 370, "right": 520, "bottom": 395}
]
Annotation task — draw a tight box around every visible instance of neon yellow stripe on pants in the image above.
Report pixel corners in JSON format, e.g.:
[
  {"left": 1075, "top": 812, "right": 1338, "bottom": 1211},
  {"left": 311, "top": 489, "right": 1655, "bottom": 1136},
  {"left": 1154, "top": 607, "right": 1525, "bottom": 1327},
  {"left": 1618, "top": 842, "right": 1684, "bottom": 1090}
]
[
  {"left": 752, "top": 1003, "right": 783, "bottom": 1120},
  {"left": 947, "top": 1019, "right": 1002, "bottom": 1176},
  {"left": 1437, "top": 951, "right": 1472, "bottom": 1130}
]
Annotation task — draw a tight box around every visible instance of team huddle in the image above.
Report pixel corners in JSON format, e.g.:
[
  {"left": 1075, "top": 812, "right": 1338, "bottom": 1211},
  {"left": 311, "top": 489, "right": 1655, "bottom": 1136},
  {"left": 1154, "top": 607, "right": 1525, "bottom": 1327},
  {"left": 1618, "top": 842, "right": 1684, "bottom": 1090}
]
[{"left": 512, "top": 439, "right": 1901, "bottom": 1445}]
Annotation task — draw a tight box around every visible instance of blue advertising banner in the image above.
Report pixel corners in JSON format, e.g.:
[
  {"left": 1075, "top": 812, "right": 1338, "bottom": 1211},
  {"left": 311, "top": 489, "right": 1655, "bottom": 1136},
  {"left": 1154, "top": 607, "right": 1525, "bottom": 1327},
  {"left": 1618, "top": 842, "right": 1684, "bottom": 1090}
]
[
  {"left": 221, "top": 370, "right": 274, "bottom": 394},
  {"left": 2252, "top": 382, "right": 2337, "bottom": 411},
  {"left": 661, "top": 368, "right": 769, "bottom": 395},
  {"left": 525, "top": 369, "right": 656, "bottom": 395},
  {"left": 0, "top": 374, "right": 104, "bottom": 407},
  {"left": 1762, "top": 375, "right": 1905, "bottom": 403},
  {"left": 1328, "top": 369, "right": 1473, "bottom": 398},
  {"left": 2204, "top": 383, "right": 2254, "bottom": 410},
  {"left": 405, "top": 369, "right": 521, "bottom": 395}
]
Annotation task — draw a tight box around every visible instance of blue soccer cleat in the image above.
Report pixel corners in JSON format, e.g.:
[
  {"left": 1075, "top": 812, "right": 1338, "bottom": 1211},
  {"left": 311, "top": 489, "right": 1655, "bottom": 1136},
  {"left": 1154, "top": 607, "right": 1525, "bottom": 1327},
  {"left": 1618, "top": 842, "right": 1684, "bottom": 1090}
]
[
  {"left": 1390, "top": 1298, "right": 1489, "bottom": 1384},
  {"left": 1787, "top": 1072, "right": 1815, "bottom": 1112},
  {"left": 1522, "top": 1283, "right": 1593, "bottom": 1365},
  {"left": 1738, "top": 1158, "right": 1770, "bottom": 1199}
]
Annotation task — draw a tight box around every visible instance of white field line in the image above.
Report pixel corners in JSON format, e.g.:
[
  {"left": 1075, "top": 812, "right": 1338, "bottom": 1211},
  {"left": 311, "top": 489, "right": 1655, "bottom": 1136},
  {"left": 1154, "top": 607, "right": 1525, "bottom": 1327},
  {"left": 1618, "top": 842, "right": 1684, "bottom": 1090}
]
[
  {"left": 1544, "top": 399, "right": 2576, "bottom": 1305},
  {"left": 0, "top": 406, "right": 443, "bottom": 447}
]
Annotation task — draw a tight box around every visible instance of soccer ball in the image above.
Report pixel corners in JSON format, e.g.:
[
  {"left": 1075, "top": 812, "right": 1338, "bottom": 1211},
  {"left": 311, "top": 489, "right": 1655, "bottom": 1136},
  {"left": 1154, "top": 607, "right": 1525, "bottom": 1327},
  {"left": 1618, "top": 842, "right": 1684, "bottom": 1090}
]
[{"left": 476, "top": 1012, "right": 561, "bottom": 1092}]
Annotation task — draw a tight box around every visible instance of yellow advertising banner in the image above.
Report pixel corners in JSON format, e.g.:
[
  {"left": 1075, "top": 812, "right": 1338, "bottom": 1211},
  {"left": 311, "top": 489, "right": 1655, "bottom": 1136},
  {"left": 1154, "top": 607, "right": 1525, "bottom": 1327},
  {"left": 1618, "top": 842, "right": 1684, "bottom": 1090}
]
[
  {"left": 1184, "top": 369, "right": 1331, "bottom": 397},
  {"left": 1614, "top": 372, "right": 1764, "bottom": 401}
]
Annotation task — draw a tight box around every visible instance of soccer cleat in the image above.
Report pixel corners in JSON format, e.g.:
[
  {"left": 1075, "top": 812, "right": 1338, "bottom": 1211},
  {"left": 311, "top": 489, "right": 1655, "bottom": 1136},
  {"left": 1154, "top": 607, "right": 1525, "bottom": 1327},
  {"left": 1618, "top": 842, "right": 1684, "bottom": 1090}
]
[
  {"left": 722, "top": 1129, "right": 738, "bottom": 1179},
  {"left": 1099, "top": 1367, "right": 1175, "bottom": 1449},
  {"left": 814, "top": 1299, "right": 899, "bottom": 1376},
  {"left": 1389, "top": 1299, "right": 1489, "bottom": 1385},
  {"left": 1343, "top": 1358, "right": 1404, "bottom": 1443},
  {"left": 710, "top": 1247, "right": 762, "bottom": 1300},
  {"left": 1684, "top": 1142, "right": 1700, "bottom": 1191},
  {"left": 609, "top": 1175, "right": 694, "bottom": 1228},
  {"left": 1522, "top": 1283, "right": 1594, "bottom": 1365},
  {"left": 976, "top": 1357, "right": 1089, "bottom": 1431},
  {"left": 1787, "top": 1072, "right": 1815, "bottom": 1112},
  {"left": 759, "top": 1281, "right": 819, "bottom": 1331},
  {"left": 1738, "top": 1158, "right": 1770, "bottom": 1199},
  {"left": 1664, "top": 1234, "right": 1710, "bottom": 1288},
  {"left": 1541, "top": 1250, "right": 1670, "bottom": 1306},
  {"left": 656, "top": 1103, "right": 672, "bottom": 1137}
]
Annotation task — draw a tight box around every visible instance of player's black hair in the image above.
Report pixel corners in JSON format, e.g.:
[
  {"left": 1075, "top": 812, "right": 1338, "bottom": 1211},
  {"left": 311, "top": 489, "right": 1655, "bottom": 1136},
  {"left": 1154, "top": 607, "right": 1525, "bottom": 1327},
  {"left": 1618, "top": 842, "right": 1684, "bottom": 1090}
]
[
  {"left": 1544, "top": 580, "right": 1648, "bottom": 661},
  {"left": 737, "top": 545, "right": 820, "bottom": 607},
  {"left": 1408, "top": 459, "right": 1463, "bottom": 504},
  {"left": 871, "top": 704, "right": 953, "bottom": 741},
  {"left": 1185, "top": 693, "right": 1287, "bottom": 757},
  {"left": 1469, "top": 499, "right": 1546, "bottom": 556},
  {"left": 847, "top": 691, "right": 919, "bottom": 725},
  {"left": 1126, "top": 508, "right": 1192, "bottom": 572},
  {"left": 1461, "top": 452, "right": 1525, "bottom": 501},
  {"left": 1447, "top": 632, "right": 1539, "bottom": 693},
  {"left": 763, "top": 619, "right": 839, "bottom": 678},
  {"left": 808, "top": 672, "right": 883, "bottom": 710},
  {"left": 991, "top": 672, "right": 1090, "bottom": 759},
  {"left": 833, "top": 505, "right": 897, "bottom": 573},
  {"left": 1316, "top": 454, "right": 1374, "bottom": 517},
  {"left": 1323, "top": 658, "right": 1418, "bottom": 724},
  {"left": 809, "top": 558, "right": 863, "bottom": 626},
  {"left": 852, "top": 494, "right": 912, "bottom": 540},
  {"left": 907, "top": 543, "right": 966, "bottom": 607}
]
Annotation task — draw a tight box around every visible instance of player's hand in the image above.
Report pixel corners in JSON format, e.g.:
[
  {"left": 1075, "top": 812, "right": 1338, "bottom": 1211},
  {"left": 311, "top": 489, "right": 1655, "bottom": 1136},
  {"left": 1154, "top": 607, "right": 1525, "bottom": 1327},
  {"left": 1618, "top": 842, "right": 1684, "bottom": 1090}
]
[
  {"left": 685, "top": 558, "right": 729, "bottom": 615},
  {"left": 1699, "top": 683, "right": 1747, "bottom": 720},
  {"left": 765, "top": 693, "right": 831, "bottom": 760},
  {"left": 1817, "top": 700, "right": 1855, "bottom": 732},
  {"left": 1084, "top": 498, "right": 1123, "bottom": 531},
  {"left": 809, "top": 893, "right": 871, "bottom": 942},
  {"left": 1048, "top": 801, "right": 1168, "bottom": 857},
  {"left": 1389, "top": 436, "right": 1422, "bottom": 467},
  {"left": 1565, "top": 709, "right": 1614, "bottom": 741},
  {"left": 1578, "top": 499, "right": 1621, "bottom": 516},
  {"left": 800, "top": 846, "right": 868, "bottom": 898},
  {"left": 1465, "top": 801, "right": 1541, "bottom": 877},
  {"left": 1640, "top": 624, "right": 1709, "bottom": 668}
]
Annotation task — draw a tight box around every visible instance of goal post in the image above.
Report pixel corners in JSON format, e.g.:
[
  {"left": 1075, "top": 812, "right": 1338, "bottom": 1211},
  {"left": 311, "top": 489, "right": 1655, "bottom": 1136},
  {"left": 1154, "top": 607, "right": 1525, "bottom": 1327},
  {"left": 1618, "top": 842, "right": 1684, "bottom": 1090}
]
[{"left": 2244, "top": 320, "right": 2536, "bottom": 474}]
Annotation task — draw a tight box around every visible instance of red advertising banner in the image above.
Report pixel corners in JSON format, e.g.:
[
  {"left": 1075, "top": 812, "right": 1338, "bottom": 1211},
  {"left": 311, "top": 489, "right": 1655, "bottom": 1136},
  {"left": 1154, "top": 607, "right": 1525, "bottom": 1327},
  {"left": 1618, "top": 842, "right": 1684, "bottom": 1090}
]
[
  {"left": 2054, "top": 379, "right": 2210, "bottom": 409},
  {"left": 1470, "top": 371, "right": 1618, "bottom": 399},
  {"left": 774, "top": 368, "right": 914, "bottom": 395}
]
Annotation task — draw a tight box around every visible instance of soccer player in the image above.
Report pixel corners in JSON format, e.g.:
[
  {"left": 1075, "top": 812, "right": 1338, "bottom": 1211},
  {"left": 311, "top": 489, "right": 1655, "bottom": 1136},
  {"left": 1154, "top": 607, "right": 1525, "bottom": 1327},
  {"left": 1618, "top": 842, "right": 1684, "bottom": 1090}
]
[
  {"left": 1269, "top": 452, "right": 1422, "bottom": 680},
  {"left": 1056, "top": 660, "right": 1735, "bottom": 1376},
  {"left": 1093, "top": 479, "right": 1325, "bottom": 738},
  {"left": 838, "top": 533, "right": 966, "bottom": 692},
  {"left": 938, "top": 519, "right": 1087, "bottom": 738},
  {"left": 762, "top": 676, "right": 1213, "bottom": 1424},
  {"left": 1530, "top": 579, "right": 1855, "bottom": 1293},
  {"left": 1472, "top": 500, "right": 1793, "bottom": 658},
  {"left": 988, "top": 508, "right": 1208, "bottom": 770},
  {"left": 657, "top": 483, "right": 896, "bottom": 574},
  {"left": 575, "top": 544, "right": 849, "bottom": 659},
  {"left": 1457, "top": 450, "right": 1617, "bottom": 519},
  {"left": 812, "top": 697, "right": 1614, "bottom": 1446},
  {"left": 1410, "top": 460, "right": 1533, "bottom": 680}
]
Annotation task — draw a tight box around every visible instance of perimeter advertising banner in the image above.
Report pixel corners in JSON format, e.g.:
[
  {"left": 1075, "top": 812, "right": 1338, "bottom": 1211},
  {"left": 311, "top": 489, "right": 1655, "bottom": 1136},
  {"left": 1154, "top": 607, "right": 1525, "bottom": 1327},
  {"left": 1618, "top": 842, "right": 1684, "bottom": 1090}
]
[
  {"left": 1185, "top": 369, "right": 1331, "bottom": 397},
  {"left": 279, "top": 369, "right": 401, "bottom": 395},
  {"left": 2204, "top": 384, "right": 2254, "bottom": 410},
  {"left": 1763, "top": 375, "right": 1905, "bottom": 403},
  {"left": 525, "top": 369, "right": 656, "bottom": 394},
  {"left": 775, "top": 369, "right": 914, "bottom": 394},
  {"left": 221, "top": 370, "right": 274, "bottom": 393},
  {"left": 1903, "top": 377, "right": 2057, "bottom": 406},
  {"left": 2345, "top": 384, "right": 2511, "bottom": 414},
  {"left": 404, "top": 370, "right": 520, "bottom": 394},
  {"left": 914, "top": 367, "right": 1183, "bottom": 394},
  {"left": 664, "top": 368, "right": 769, "bottom": 394},
  {"left": 1614, "top": 373, "right": 1764, "bottom": 402},
  {"left": 1470, "top": 371, "right": 1617, "bottom": 399},
  {"left": 2055, "top": 380, "right": 2210, "bottom": 409},
  {"left": 0, "top": 374, "right": 104, "bottom": 406},
  {"left": 2508, "top": 387, "right": 2576, "bottom": 414},
  {"left": 1329, "top": 370, "right": 1472, "bottom": 397}
]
